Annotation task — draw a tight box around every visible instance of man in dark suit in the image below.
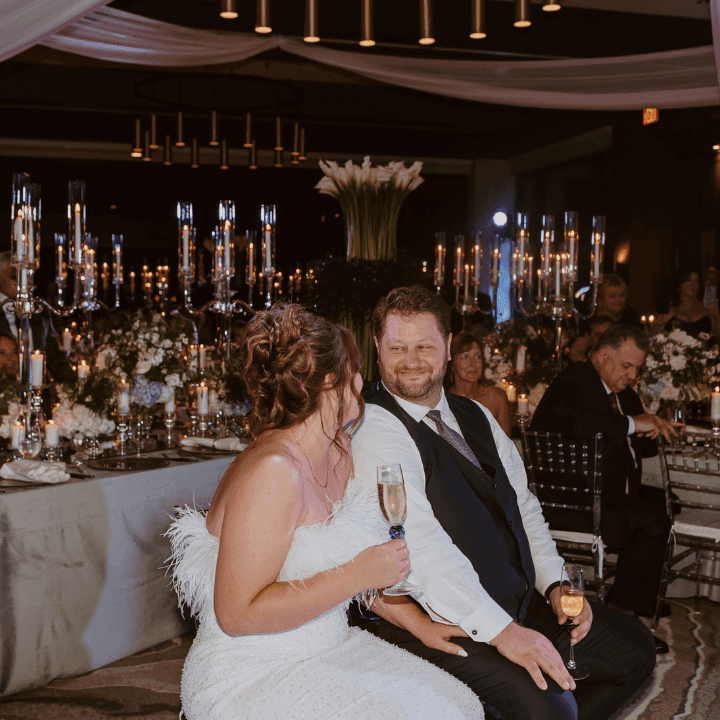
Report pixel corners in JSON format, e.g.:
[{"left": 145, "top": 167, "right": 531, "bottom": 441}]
[
  {"left": 0, "top": 251, "right": 73, "bottom": 383},
  {"left": 352, "top": 287, "right": 656, "bottom": 720},
  {"left": 531, "top": 324, "right": 678, "bottom": 623}
]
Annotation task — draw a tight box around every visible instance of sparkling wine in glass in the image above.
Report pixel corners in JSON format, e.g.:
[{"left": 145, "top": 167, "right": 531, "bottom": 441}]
[
  {"left": 377, "top": 464, "right": 422, "bottom": 596},
  {"left": 560, "top": 563, "right": 590, "bottom": 681}
]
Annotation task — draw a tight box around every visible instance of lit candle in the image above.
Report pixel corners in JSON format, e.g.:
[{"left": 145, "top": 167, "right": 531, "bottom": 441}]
[
  {"left": 45, "top": 420, "right": 59, "bottom": 448},
  {"left": 527, "top": 255, "right": 534, "bottom": 295},
  {"left": 56, "top": 243, "right": 64, "bottom": 279},
  {"left": 435, "top": 243, "right": 446, "bottom": 287},
  {"left": 473, "top": 244, "right": 482, "bottom": 286},
  {"left": 197, "top": 383, "right": 209, "bottom": 415},
  {"left": 17, "top": 233, "right": 25, "bottom": 261},
  {"left": 554, "top": 254, "right": 561, "bottom": 297},
  {"left": 117, "top": 378, "right": 131, "bottom": 416},
  {"left": 77, "top": 360, "right": 90, "bottom": 383},
  {"left": 518, "top": 394, "right": 529, "bottom": 417},
  {"left": 263, "top": 224, "right": 273, "bottom": 272},
  {"left": 26, "top": 218, "right": 34, "bottom": 264},
  {"left": 11, "top": 422, "right": 25, "bottom": 450},
  {"left": 62, "top": 328, "right": 72, "bottom": 352},
  {"left": 247, "top": 242, "right": 255, "bottom": 283},
  {"left": 641, "top": 315, "right": 646, "bottom": 323},
  {"left": 182, "top": 225, "right": 190, "bottom": 269},
  {"left": 13, "top": 210, "right": 23, "bottom": 250},
  {"left": 188, "top": 344, "right": 198, "bottom": 369},
  {"left": 454, "top": 244, "right": 463, "bottom": 286},
  {"left": 224, "top": 220, "right": 233, "bottom": 273},
  {"left": 649, "top": 315, "right": 655, "bottom": 324},
  {"left": 506, "top": 384, "right": 517, "bottom": 403},
  {"left": 18, "top": 349, "right": 23, "bottom": 383},
  {"left": 74, "top": 204, "right": 83, "bottom": 264},
  {"left": 712, "top": 386, "right": 720, "bottom": 421},
  {"left": 463, "top": 264, "right": 470, "bottom": 302},
  {"left": 537, "top": 269, "right": 543, "bottom": 301},
  {"left": 31, "top": 350, "right": 44, "bottom": 388},
  {"left": 516, "top": 345, "right": 527, "bottom": 374},
  {"left": 114, "top": 245, "right": 122, "bottom": 282},
  {"left": 491, "top": 248, "right": 500, "bottom": 285},
  {"left": 198, "top": 344, "right": 207, "bottom": 372}
]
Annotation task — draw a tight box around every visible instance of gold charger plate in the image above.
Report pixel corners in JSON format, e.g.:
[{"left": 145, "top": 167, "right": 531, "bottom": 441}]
[
  {"left": 179, "top": 445, "right": 237, "bottom": 458},
  {"left": 86, "top": 457, "right": 169, "bottom": 472}
]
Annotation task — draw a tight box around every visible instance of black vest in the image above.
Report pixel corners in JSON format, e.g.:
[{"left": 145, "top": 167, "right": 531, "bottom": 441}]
[{"left": 364, "top": 383, "right": 536, "bottom": 623}]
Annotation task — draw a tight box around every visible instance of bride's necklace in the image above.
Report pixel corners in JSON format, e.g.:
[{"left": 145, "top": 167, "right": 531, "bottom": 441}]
[{"left": 289, "top": 427, "right": 330, "bottom": 489}]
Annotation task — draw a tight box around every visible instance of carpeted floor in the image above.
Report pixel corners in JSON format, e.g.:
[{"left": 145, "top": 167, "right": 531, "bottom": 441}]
[{"left": 0, "top": 597, "right": 717, "bottom": 720}]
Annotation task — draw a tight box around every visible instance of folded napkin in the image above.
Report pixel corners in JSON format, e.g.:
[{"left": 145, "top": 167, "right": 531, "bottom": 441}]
[
  {"left": 181, "top": 436, "right": 248, "bottom": 452},
  {"left": 0, "top": 459, "right": 70, "bottom": 484}
]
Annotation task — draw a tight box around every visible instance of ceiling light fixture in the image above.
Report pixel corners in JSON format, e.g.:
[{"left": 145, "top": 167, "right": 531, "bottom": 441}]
[
  {"left": 256, "top": 0, "right": 271, "bottom": 34},
  {"left": 275, "top": 150, "right": 283, "bottom": 168},
  {"left": 131, "top": 119, "right": 142, "bottom": 157},
  {"left": 470, "top": 0, "right": 486, "bottom": 39},
  {"left": 514, "top": 0, "right": 531, "bottom": 27},
  {"left": 543, "top": 0, "right": 561, "bottom": 11},
  {"left": 298, "top": 128, "right": 307, "bottom": 161},
  {"left": 360, "top": 0, "right": 375, "bottom": 47},
  {"left": 142, "top": 130, "right": 151, "bottom": 162},
  {"left": 249, "top": 142, "right": 258, "bottom": 170},
  {"left": 304, "top": 0, "right": 319, "bottom": 42},
  {"left": 175, "top": 111, "right": 185, "bottom": 147},
  {"left": 419, "top": 0, "right": 435, "bottom": 45},
  {"left": 220, "top": 140, "right": 229, "bottom": 170},
  {"left": 191, "top": 138, "right": 199, "bottom": 168},
  {"left": 163, "top": 135, "right": 172, "bottom": 166},
  {"left": 244, "top": 113, "right": 253, "bottom": 148},
  {"left": 275, "top": 117, "right": 283, "bottom": 151},
  {"left": 149, "top": 113, "right": 159, "bottom": 149},
  {"left": 220, "top": 0, "right": 238, "bottom": 19},
  {"left": 209, "top": 111, "right": 219, "bottom": 146},
  {"left": 291, "top": 123, "right": 300, "bottom": 157}
]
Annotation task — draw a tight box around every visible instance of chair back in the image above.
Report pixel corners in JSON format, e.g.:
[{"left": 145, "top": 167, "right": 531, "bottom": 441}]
[{"left": 521, "top": 431, "right": 603, "bottom": 537}]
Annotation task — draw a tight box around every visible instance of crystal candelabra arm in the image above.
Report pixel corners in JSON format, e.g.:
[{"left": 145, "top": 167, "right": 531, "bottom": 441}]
[
  {"left": 230, "top": 299, "right": 256, "bottom": 316},
  {"left": 575, "top": 280, "right": 601, "bottom": 321}
]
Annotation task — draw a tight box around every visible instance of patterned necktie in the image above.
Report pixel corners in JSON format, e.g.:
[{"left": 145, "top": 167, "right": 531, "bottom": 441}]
[{"left": 426, "top": 409, "right": 481, "bottom": 469}]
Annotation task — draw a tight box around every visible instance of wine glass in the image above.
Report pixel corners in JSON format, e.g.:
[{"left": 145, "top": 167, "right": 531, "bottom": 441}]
[
  {"left": 376, "top": 464, "right": 422, "bottom": 596},
  {"left": 560, "top": 563, "right": 590, "bottom": 681}
]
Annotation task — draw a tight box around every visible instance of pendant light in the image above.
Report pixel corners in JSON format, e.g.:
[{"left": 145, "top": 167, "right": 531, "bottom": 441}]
[
  {"left": 175, "top": 111, "right": 185, "bottom": 147},
  {"left": 304, "top": 0, "right": 319, "bottom": 42},
  {"left": 163, "top": 135, "right": 172, "bottom": 166},
  {"left": 209, "top": 111, "right": 219, "bottom": 147},
  {"left": 142, "top": 130, "right": 151, "bottom": 162},
  {"left": 244, "top": 113, "right": 253, "bottom": 148},
  {"left": 291, "top": 123, "right": 300, "bottom": 157},
  {"left": 149, "top": 114, "right": 159, "bottom": 149},
  {"left": 256, "top": 0, "right": 271, "bottom": 33},
  {"left": 298, "top": 128, "right": 307, "bottom": 161},
  {"left": 419, "top": 0, "right": 435, "bottom": 45},
  {"left": 131, "top": 119, "right": 142, "bottom": 158},
  {"left": 220, "top": 140, "right": 229, "bottom": 170},
  {"left": 274, "top": 117, "right": 283, "bottom": 152},
  {"left": 470, "top": 0, "right": 486, "bottom": 39},
  {"left": 220, "top": 0, "right": 238, "bottom": 19},
  {"left": 249, "top": 142, "right": 258, "bottom": 170},
  {"left": 191, "top": 138, "right": 199, "bottom": 168},
  {"left": 543, "top": 0, "right": 561, "bottom": 10},
  {"left": 274, "top": 150, "right": 283, "bottom": 168},
  {"left": 360, "top": 0, "right": 375, "bottom": 47},
  {"left": 514, "top": 0, "right": 531, "bottom": 27}
]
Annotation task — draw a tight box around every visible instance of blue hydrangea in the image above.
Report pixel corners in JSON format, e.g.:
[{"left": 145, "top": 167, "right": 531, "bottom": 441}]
[{"left": 132, "top": 374, "right": 164, "bottom": 408}]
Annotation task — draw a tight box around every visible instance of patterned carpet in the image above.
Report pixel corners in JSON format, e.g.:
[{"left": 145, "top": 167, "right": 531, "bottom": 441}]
[{"left": 0, "top": 598, "right": 717, "bottom": 720}]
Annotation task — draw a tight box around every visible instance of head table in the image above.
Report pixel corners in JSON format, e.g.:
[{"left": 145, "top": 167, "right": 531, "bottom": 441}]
[{"left": 0, "top": 446, "right": 242, "bottom": 698}]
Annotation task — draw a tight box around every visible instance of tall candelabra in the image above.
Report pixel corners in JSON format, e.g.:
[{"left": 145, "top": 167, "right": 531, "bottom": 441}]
[
  {"left": 179, "top": 200, "right": 254, "bottom": 361},
  {"left": 5, "top": 175, "right": 113, "bottom": 457}
]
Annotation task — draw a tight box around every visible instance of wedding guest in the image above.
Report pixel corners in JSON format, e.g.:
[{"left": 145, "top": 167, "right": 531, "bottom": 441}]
[
  {"left": 567, "top": 315, "right": 615, "bottom": 364},
  {"left": 0, "top": 251, "right": 73, "bottom": 383},
  {"left": 530, "top": 324, "right": 680, "bottom": 650},
  {"left": 0, "top": 333, "right": 17, "bottom": 375},
  {"left": 352, "top": 286, "right": 656, "bottom": 720},
  {"left": 446, "top": 332, "right": 512, "bottom": 437},
  {"left": 167, "top": 303, "right": 482, "bottom": 720},
  {"left": 662, "top": 269, "right": 720, "bottom": 340}
]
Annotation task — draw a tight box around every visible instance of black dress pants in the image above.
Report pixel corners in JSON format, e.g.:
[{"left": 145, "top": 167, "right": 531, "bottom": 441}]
[{"left": 351, "top": 594, "right": 655, "bottom": 720}]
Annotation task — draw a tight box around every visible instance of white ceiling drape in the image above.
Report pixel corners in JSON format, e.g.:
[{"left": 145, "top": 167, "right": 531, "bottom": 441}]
[{"left": 2, "top": 3, "right": 720, "bottom": 110}]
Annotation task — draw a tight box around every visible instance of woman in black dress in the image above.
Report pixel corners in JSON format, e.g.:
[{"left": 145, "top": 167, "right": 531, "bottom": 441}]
[{"left": 664, "top": 269, "right": 719, "bottom": 341}]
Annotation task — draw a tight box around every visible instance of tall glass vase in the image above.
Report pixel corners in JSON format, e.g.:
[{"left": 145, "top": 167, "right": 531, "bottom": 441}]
[{"left": 342, "top": 198, "right": 399, "bottom": 262}]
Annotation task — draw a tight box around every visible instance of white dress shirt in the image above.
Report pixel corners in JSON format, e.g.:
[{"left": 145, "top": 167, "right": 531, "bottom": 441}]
[
  {"left": 352, "top": 387, "right": 564, "bottom": 643},
  {"left": 600, "top": 378, "right": 635, "bottom": 435}
]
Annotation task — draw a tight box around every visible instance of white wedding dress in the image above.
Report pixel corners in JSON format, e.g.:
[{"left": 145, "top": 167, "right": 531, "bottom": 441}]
[{"left": 167, "top": 447, "right": 483, "bottom": 720}]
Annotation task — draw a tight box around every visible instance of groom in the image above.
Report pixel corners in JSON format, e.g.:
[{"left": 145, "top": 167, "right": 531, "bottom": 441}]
[{"left": 351, "top": 286, "right": 656, "bottom": 720}]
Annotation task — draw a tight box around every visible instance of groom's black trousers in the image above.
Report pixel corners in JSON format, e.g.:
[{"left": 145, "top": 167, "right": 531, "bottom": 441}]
[{"left": 350, "top": 593, "right": 656, "bottom": 720}]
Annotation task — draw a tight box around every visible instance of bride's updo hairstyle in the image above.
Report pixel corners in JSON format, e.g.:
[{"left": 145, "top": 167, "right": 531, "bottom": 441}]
[{"left": 242, "top": 303, "right": 363, "bottom": 441}]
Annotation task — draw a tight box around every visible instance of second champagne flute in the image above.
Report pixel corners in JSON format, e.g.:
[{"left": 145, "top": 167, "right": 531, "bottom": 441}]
[
  {"left": 560, "top": 563, "right": 590, "bottom": 681},
  {"left": 377, "top": 464, "right": 422, "bottom": 596}
]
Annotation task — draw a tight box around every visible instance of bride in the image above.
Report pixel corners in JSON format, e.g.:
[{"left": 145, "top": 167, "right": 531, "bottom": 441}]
[{"left": 168, "top": 304, "right": 483, "bottom": 719}]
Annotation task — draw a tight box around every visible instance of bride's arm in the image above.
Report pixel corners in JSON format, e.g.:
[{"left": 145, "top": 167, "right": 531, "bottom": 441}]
[
  {"left": 214, "top": 453, "right": 408, "bottom": 636},
  {"left": 369, "top": 595, "right": 469, "bottom": 657}
]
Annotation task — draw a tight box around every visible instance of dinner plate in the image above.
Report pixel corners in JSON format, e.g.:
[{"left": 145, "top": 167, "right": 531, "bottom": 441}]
[
  {"left": 179, "top": 445, "right": 236, "bottom": 458},
  {"left": 86, "top": 457, "right": 169, "bottom": 472}
]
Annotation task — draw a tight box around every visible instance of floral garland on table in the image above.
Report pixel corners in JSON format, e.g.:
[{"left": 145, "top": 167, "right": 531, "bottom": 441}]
[
  {"left": 638, "top": 328, "right": 720, "bottom": 414},
  {"left": 316, "top": 156, "right": 423, "bottom": 260},
  {"left": 95, "top": 311, "right": 190, "bottom": 408},
  {"left": 53, "top": 371, "right": 117, "bottom": 438}
]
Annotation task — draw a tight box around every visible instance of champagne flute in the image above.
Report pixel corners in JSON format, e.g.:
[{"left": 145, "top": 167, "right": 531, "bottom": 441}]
[
  {"left": 377, "top": 464, "right": 422, "bottom": 596},
  {"left": 560, "top": 563, "right": 590, "bottom": 681}
]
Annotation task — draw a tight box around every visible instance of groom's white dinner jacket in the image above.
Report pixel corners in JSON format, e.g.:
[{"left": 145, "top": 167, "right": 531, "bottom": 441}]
[{"left": 351, "top": 386, "right": 564, "bottom": 643}]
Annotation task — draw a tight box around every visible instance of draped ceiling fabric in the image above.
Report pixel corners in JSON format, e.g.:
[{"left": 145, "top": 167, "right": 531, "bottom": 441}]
[{"left": 1, "top": 1, "right": 720, "bottom": 110}]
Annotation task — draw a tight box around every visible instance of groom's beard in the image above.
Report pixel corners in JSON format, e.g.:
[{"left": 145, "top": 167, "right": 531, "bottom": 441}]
[{"left": 378, "top": 357, "right": 448, "bottom": 405}]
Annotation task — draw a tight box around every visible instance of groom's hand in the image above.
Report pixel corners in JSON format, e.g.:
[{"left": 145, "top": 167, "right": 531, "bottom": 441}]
[
  {"left": 490, "top": 622, "right": 576, "bottom": 692},
  {"left": 549, "top": 587, "right": 592, "bottom": 645}
]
